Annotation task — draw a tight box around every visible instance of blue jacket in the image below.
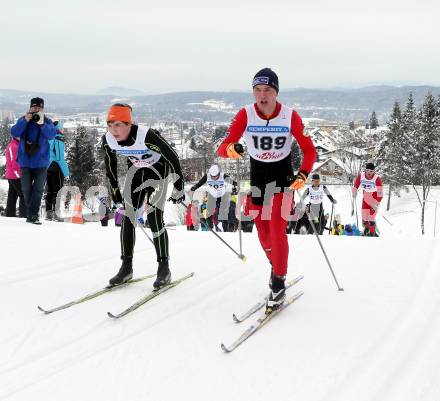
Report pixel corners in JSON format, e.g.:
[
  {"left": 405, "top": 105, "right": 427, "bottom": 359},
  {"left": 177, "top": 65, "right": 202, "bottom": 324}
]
[
  {"left": 11, "top": 116, "right": 56, "bottom": 169},
  {"left": 49, "top": 132, "right": 69, "bottom": 177}
]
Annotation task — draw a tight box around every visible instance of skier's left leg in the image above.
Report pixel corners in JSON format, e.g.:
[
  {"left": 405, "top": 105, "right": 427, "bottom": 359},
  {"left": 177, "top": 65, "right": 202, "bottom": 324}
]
[{"left": 265, "top": 192, "right": 294, "bottom": 313}]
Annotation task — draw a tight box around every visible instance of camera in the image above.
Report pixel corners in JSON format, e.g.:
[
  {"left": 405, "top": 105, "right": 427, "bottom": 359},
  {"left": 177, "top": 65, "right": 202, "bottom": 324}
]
[{"left": 31, "top": 112, "right": 43, "bottom": 123}]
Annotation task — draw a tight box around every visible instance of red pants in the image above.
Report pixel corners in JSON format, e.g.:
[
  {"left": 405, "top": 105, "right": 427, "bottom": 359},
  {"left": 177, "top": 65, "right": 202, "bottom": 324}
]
[
  {"left": 361, "top": 193, "right": 379, "bottom": 234},
  {"left": 248, "top": 192, "right": 294, "bottom": 276}
]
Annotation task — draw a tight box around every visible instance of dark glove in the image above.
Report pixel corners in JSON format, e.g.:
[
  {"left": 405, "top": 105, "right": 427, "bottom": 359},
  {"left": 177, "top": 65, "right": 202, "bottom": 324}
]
[
  {"left": 168, "top": 189, "right": 185, "bottom": 204},
  {"left": 333, "top": 199, "right": 338, "bottom": 205},
  {"left": 168, "top": 195, "right": 185, "bottom": 204},
  {"left": 111, "top": 187, "right": 123, "bottom": 205},
  {"left": 226, "top": 143, "right": 244, "bottom": 159},
  {"left": 233, "top": 143, "right": 244, "bottom": 154}
]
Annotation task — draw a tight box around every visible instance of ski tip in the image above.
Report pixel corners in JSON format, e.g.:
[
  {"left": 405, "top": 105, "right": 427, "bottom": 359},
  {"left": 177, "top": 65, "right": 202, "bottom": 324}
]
[
  {"left": 232, "top": 313, "right": 241, "bottom": 323},
  {"left": 221, "top": 343, "right": 231, "bottom": 353},
  {"left": 107, "top": 312, "right": 117, "bottom": 319},
  {"left": 240, "top": 255, "right": 247, "bottom": 262},
  {"left": 37, "top": 305, "right": 48, "bottom": 314}
]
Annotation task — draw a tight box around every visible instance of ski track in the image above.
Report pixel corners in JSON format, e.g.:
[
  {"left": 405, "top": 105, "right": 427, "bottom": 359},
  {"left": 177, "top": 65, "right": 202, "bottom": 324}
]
[
  {"left": 2, "top": 187, "right": 440, "bottom": 401},
  {"left": 0, "top": 259, "right": 242, "bottom": 400}
]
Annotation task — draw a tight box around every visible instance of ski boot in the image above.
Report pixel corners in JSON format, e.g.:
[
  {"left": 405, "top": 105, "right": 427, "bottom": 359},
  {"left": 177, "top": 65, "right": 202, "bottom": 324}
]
[
  {"left": 27, "top": 215, "right": 42, "bottom": 225},
  {"left": 153, "top": 258, "right": 171, "bottom": 290},
  {"left": 45, "top": 210, "right": 54, "bottom": 221},
  {"left": 266, "top": 274, "right": 286, "bottom": 315},
  {"left": 269, "top": 270, "right": 274, "bottom": 290},
  {"left": 109, "top": 257, "right": 133, "bottom": 286}
]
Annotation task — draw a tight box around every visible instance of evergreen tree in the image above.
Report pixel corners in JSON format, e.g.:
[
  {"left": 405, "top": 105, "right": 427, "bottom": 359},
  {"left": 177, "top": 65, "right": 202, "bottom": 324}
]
[
  {"left": 291, "top": 140, "right": 302, "bottom": 171},
  {"left": 401, "top": 92, "right": 418, "bottom": 180},
  {"left": 408, "top": 92, "right": 440, "bottom": 234},
  {"left": 66, "top": 126, "right": 100, "bottom": 198},
  {"left": 369, "top": 111, "right": 379, "bottom": 129},
  {"left": 213, "top": 125, "right": 228, "bottom": 143},
  {"left": 376, "top": 101, "right": 406, "bottom": 210},
  {"left": 0, "top": 118, "right": 12, "bottom": 153}
]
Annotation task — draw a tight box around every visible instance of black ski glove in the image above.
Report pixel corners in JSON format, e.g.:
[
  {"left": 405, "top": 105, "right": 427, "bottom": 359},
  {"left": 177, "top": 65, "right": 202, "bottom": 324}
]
[{"left": 168, "top": 188, "right": 185, "bottom": 204}]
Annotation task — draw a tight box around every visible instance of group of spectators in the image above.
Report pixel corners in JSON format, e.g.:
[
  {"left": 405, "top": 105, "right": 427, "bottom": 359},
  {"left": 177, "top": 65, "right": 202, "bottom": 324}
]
[
  {"left": 185, "top": 191, "right": 254, "bottom": 232},
  {"left": 3, "top": 97, "right": 69, "bottom": 224}
]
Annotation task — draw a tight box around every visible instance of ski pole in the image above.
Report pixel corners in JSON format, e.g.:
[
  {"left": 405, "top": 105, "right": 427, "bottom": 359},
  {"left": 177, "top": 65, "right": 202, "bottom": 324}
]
[
  {"left": 328, "top": 203, "right": 334, "bottom": 235},
  {"left": 180, "top": 201, "right": 246, "bottom": 261},
  {"left": 296, "top": 190, "right": 344, "bottom": 291},
  {"left": 377, "top": 211, "right": 393, "bottom": 226},
  {"left": 236, "top": 158, "right": 244, "bottom": 258},
  {"left": 138, "top": 223, "right": 155, "bottom": 245},
  {"left": 355, "top": 200, "right": 359, "bottom": 228}
]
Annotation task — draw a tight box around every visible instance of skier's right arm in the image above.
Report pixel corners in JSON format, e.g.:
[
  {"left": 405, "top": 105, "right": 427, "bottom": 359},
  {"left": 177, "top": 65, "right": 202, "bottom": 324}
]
[
  {"left": 302, "top": 188, "right": 309, "bottom": 200},
  {"left": 101, "top": 135, "right": 123, "bottom": 204},
  {"left": 190, "top": 175, "right": 207, "bottom": 192},
  {"left": 352, "top": 175, "right": 361, "bottom": 198},
  {"left": 218, "top": 108, "right": 247, "bottom": 158}
]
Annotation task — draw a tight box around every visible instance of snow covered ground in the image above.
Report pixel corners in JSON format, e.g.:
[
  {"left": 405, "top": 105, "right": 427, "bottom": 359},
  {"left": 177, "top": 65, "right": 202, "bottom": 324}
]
[{"left": 1, "top": 186, "right": 440, "bottom": 401}]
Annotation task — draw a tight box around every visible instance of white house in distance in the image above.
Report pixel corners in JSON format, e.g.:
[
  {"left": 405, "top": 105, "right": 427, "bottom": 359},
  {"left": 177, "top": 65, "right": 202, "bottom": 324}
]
[{"left": 309, "top": 158, "right": 348, "bottom": 184}]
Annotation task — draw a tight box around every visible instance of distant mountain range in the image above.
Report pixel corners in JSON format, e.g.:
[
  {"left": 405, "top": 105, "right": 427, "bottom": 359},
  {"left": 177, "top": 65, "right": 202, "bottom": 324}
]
[
  {"left": 95, "top": 87, "right": 149, "bottom": 97},
  {"left": 1, "top": 85, "right": 439, "bottom": 123}
]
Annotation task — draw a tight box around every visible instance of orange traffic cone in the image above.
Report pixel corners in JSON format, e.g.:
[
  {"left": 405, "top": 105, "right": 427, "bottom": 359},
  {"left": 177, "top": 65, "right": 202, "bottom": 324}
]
[{"left": 71, "top": 194, "right": 84, "bottom": 224}]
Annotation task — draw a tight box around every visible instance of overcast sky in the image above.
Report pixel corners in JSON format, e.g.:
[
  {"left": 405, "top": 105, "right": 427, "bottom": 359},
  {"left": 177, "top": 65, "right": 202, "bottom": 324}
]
[{"left": 1, "top": 0, "right": 439, "bottom": 94}]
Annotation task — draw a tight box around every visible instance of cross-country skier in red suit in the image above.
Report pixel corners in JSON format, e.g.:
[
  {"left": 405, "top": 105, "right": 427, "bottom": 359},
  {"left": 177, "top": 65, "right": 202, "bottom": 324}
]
[
  {"left": 218, "top": 68, "right": 316, "bottom": 313},
  {"left": 353, "top": 162, "right": 383, "bottom": 237}
]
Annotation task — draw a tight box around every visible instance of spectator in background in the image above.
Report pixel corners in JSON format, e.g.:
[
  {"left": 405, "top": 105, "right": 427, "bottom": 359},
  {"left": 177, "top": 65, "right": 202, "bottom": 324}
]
[
  {"left": 191, "top": 200, "right": 200, "bottom": 230},
  {"left": 200, "top": 193, "right": 209, "bottom": 231},
  {"left": 5, "top": 136, "right": 26, "bottom": 218},
  {"left": 186, "top": 202, "right": 195, "bottom": 230},
  {"left": 11, "top": 97, "right": 56, "bottom": 224},
  {"left": 45, "top": 121, "right": 69, "bottom": 221},
  {"left": 98, "top": 196, "right": 111, "bottom": 227}
]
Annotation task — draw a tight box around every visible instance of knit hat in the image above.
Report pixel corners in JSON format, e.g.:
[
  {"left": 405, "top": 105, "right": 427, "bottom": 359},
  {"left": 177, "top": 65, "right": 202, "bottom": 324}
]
[
  {"left": 365, "top": 162, "right": 375, "bottom": 170},
  {"left": 209, "top": 164, "right": 220, "bottom": 177},
  {"left": 53, "top": 121, "right": 64, "bottom": 131},
  {"left": 107, "top": 104, "right": 132, "bottom": 123},
  {"left": 311, "top": 173, "right": 320, "bottom": 180},
  {"left": 252, "top": 68, "right": 279, "bottom": 93},
  {"left": 30, "top": 97, "right": 44, "bottom": 107}
]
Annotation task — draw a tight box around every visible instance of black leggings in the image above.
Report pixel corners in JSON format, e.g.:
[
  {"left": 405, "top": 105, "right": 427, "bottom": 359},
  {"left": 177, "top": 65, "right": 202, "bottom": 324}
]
[
  {"left": 6, "top": 179, "right": 26, "bottom": 217},
  {"left": 46, "top": 170, "right": 64, "bottom": 211},
  {"left": 120, "top": 161, "right": 171, "bottom": 262}
]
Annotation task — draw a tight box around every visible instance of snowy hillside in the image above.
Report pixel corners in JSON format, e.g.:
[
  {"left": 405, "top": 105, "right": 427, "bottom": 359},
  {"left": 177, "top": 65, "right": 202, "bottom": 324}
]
[{"left": 1, "top": 183, "right": 440, "bottom": 400}]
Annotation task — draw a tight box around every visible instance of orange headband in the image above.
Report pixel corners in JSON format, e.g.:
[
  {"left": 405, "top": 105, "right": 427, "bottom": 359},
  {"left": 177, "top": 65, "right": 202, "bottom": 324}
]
[{"left": 107, "top": 105, "right": 132, "bottom": 123}]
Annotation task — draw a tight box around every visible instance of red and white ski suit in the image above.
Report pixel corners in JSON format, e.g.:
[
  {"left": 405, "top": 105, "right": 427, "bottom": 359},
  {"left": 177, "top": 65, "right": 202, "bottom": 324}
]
[
  {"left": 353, "top": 172, "right": 383, "bottom": 233},
  {"left": 218, "top": 102, "right": 316, "bottom": 276}
]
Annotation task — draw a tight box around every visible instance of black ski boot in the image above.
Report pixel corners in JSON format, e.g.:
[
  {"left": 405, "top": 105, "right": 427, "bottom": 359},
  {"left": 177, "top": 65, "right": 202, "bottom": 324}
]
[
  {"left": 109, "top": 257, "right": 133, "bottom": 286},
  {"left": 266, "top": 274, "right": 286, "bottom": 315},
  {"left": 27, "top": 215, "right": 42, "bottom": 225},
  {"left": 153, "top": 259, "right": 171, "bottom": 290}
]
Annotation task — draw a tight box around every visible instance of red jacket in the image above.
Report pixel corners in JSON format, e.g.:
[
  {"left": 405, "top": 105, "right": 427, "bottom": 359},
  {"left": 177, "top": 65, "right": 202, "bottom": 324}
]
[
  {"left": 353, "top": 173, "right": 383, "bottom": 202},
  {"left": 218, "top": 102, "right": 316, "bottom": 185},
  {"left": 186, "top": 204, "right": 193, "bottom": 226}
]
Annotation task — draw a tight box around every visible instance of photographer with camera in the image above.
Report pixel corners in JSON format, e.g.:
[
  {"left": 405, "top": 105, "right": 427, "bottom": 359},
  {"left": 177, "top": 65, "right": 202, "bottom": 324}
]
[{"left": 11, "top": 97, "right": 56, "bottom": 224}]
